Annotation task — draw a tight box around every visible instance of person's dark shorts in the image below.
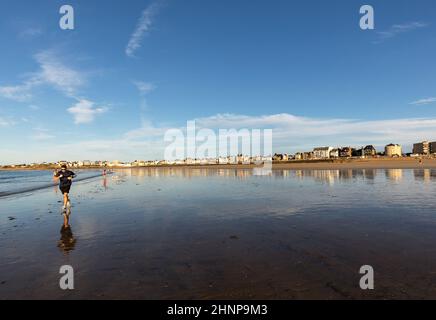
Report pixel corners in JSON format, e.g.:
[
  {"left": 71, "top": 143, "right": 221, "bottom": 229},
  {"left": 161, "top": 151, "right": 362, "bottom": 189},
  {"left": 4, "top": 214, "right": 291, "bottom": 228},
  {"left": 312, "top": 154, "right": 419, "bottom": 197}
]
[{"left": 60, "top": 185, "right": 71, "bottom": 194}]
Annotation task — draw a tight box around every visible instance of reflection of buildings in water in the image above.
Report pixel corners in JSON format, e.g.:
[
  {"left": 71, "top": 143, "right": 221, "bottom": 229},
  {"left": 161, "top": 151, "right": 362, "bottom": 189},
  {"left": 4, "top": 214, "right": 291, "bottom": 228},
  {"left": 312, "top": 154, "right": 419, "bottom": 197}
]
[
  {"left": 362, "top": 169, "right": 376, "bottom": 180},
  {"left": 385, "top": 169, "right": 403, "bottom": 181},
  {"left": 413, "top": 169, "right": 436, "bottom": 182},
  {"left": 294, "top": 169, "right": 379, "bottom": 182},
  {"left": 292, "top": 170, "right": 340, "bottom": 185},
  {"left": 273, "top": 170, "right": 285, "bottom": 178},
  {"left": 294, "top": 170, "right": 303, "bottom": 179},
  {"left": 346, "top": 169, "right": 377, "bottom": 180},
  {"left": 119, "top": 167, "right": 256, "bottom": 180},
  {"left": 352, "top": 169, "right": 365, "bottom": 179},
  {"left": 312, "top": 170, "right": 339, "bottom": 185},
  {"left": 339, "top": 169, "right": 353, "bottom": 180},
  {"left": 58, "top": 224, "right": 76, "bottom": 255},
  {"left": 111, "top": 167, "right": 383, "bottom": 184},
  {"left": 272, "top": 170, "right": 291, "bottom": 178}
]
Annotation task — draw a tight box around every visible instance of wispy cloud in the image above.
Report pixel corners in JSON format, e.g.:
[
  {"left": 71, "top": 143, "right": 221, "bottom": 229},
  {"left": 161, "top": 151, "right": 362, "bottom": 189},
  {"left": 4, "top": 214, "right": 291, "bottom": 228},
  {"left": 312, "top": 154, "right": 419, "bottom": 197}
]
[
  {"left": 133, "top": 81, "right": 156, "bottom": 95},
  {"left": 67, "top": 99, "right": 108, "bottom": 124},
  {"left": 0, "top": 117, "right": 15, "bottom": 127},
  {"left": 0, "top": 50, "right": 86, "bottom": 102},
  {"left": 410, "top": 97, "right": 436, "bottom": 106},
  {"left": 30, "top": 128, "right": 55, "bottom": 141},
  {"left": 0, "top": 50, "right": 107, "bottom": 124},
  {"left": 28, "top": 104, "right": 40, "bottom": 110},
  {"left": 188, "top": 113, "right": 436, "bottom": 150},
  {"left": 0, "top": 82, "right": 35, "bottom": 102},
  {"left": 0, "top": 74, "right": 42, "bottom": 102},
  {"left": 34, "top": 50, "right": 86, "bottom": 96},
  {"left": 122, "top": 113, "right": 436, "bottom": 155},
  {"left": 20, "top": 27, "right": 43, "bottom": 38},
  {"left": 133, "top": 80, "right": 156, "bottom": 115},
  {"left": 375, "top": 22, "right": 428, "bottom": 43},
  {"left": 124, "top": 120, "right": 168, "bottom": 140},
  {"left": 125, "top": 2, "right": 161, "bottom": 57},
  {"left": 6, "top": 112, "right": 436, "bottom": 163}
]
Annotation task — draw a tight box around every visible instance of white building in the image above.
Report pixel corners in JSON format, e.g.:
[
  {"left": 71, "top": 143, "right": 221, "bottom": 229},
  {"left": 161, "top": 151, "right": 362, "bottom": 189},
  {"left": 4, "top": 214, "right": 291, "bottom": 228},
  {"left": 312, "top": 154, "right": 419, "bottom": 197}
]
[
  {"left": 329, "top": 148, "right": 340, "bottom": 158},
  {"left": 385, "top": 144, "right": 402, "bottom": 157},
  {"left": 218, "top": 157, "right": 229, "bottom": 164},
  {"left": 313, "top": 147, "right": 333, "bottom": 159}
]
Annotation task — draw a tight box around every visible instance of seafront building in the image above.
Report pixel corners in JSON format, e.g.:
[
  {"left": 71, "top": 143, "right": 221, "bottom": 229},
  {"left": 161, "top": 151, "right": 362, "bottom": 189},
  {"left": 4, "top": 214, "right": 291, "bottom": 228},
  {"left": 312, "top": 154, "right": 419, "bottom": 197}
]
[
  {"left": 329, "top": 148, "right": 340, "bottom": 158},
  {"left": 431, "top": 142, "right": 436, "bottom": 154},
  {"left": 413, "top": 141, "right": 430, "bottom": 155},
  {"left": 363, "top": 145, "right": 377, "bottom": 157},
  {"left": 340, "top": 147, "right": 353, "bottom": 158},
  {"left": 9, "top": 139, "right": 436, "bottom": 170},
  {"left": 385, "top": 144, "right": 402, "bottom": 157},
  {"left": 273, "top": 153, "right": 289, "bottom": 161},
  {"left": 313, "top": 147, "right": 333, "bottom": 159}
]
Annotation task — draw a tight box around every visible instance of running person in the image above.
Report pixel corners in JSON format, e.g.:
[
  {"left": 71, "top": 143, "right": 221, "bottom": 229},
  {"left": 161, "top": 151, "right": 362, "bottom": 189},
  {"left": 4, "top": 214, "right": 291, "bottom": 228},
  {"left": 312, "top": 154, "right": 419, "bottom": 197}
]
[{"left": 54, "top": 165, "right": 76, "bottom": 211}]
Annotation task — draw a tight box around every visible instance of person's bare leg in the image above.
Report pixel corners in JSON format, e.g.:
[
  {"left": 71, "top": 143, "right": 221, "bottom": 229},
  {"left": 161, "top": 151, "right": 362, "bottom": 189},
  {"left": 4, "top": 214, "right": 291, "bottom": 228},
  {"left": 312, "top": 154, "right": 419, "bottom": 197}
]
[
  {"left": 66, "top": 193, "right": 71, "bottom": 207},
  {"left": 63, "top": 193, "right": 69, "bottom": 208}
]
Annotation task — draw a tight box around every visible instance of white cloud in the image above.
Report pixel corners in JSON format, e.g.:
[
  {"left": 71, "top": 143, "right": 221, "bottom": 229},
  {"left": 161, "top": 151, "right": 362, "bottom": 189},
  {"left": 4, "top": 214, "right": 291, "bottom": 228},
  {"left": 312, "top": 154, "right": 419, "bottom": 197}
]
[
  {"left": 193, "top": 113, "right": 436, "bottom": 148},
  {"left": 20, "top": 27, "right": 43, "bottom": 38},
  {"left": 67, "top": 99, "right": 108, "bottom": 124},
  {"left": 375, "top": 22, "right": 428, "bottom": 43},
  {"left": 0, "top": 117, "right": 15, "bottom": 127},
  {"left": 34, "top": 50, "right": 85, "bottom": 96},
  {"left": 28, "top": 104, "right": 40, "bottom": 110},
  {"left": 121, "top": 113, "right": 436, "bottom": 155},
  {"left": 0, "top": 50, "right": 100, "bottom": 124},
  {"left": 0, "top": 80, "right": 39, "bottom": 102},
  {"left": 5, "top": 113, "right": 436, "bottom": 164},
  {"left": 31, "top": 132, "right": 55, "bottom": 141},
  {"left": 124, "top": 120, "right": 168, "bottom": 140},
  {"left": 29, "top": 127, "right": 55, "bottom": 141},
  {"left": 125, "top": 2, "right": 161, "bottom": 57},
  {"left": 133, "top": 81, "right": 156, "bottom": 95},
  {"left": 410, "top": 97, "right": 436, "bottom": 106},
  {"left": 0, "top": 50, "right": 86, "bottom": 102}
]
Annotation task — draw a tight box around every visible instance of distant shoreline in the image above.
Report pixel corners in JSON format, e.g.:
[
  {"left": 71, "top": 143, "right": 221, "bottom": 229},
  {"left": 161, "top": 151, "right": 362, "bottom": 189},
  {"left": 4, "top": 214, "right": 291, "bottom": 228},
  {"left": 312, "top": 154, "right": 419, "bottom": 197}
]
[{"left": 2, "top": 157, "right": 436, "bottom": 171}]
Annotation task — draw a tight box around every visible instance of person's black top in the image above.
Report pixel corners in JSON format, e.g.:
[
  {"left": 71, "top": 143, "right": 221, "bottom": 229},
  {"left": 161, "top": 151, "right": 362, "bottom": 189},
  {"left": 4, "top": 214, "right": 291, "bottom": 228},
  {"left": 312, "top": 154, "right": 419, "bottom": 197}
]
[{"left": 54, "top": 169, "right": 76, "bottom": 187}]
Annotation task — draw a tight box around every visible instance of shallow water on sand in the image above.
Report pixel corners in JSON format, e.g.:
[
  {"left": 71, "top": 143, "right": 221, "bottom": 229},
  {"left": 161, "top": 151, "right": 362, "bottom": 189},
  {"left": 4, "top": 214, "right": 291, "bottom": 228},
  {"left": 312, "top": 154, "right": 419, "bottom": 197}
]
[
  {"left": 0, "top": 170, "right": 102, "bottom": 197},
  {"left": 1, "top": 168, "right": 436, "bottom": 299}
]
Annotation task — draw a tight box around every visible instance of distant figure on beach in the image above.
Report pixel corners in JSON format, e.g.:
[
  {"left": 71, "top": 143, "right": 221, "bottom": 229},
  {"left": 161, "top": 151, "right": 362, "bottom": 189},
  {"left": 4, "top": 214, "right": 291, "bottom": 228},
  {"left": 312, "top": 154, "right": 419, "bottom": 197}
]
[{"left": 53, "top": 164, "right": 76, "bottom": 212}]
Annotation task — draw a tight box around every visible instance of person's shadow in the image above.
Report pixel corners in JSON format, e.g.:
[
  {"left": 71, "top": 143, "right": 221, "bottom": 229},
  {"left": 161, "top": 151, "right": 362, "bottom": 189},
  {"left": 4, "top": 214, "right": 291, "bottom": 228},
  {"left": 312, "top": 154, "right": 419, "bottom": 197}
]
[{"left": 58, "top": 208, "right": 77, "bottom": 254}]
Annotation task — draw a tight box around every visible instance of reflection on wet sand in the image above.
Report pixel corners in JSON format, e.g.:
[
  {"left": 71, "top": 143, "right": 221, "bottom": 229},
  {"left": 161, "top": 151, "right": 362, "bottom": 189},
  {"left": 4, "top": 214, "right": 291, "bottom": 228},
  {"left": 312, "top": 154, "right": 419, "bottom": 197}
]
[
  {"left": 102, "top": 176, "right": 108, "bottom": 191},
  {"left": 58, "top": 208, "right": 76, "bottom": 255},
  {"left": 414, "top": 169, "right": 436, "bottom": 182},
  {"left": 385, "top": 169, "right": 403, "bottom": 181},
  {"left": 58, "top": 224, "right": 76, "bottom": 254},
  {"left": 116, "top": 167, "right": 388, "bottom": 186},
  {"left": 3, "top": 167, "right": 436, "bottom": 299},
  {"left": 119, "top": 167, "right": 379, "bottom": 181}
]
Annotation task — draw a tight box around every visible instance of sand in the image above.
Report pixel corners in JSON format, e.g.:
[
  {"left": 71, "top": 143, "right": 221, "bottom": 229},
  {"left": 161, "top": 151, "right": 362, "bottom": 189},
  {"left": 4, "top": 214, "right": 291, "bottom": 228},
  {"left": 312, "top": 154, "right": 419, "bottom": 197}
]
[{"left": 2, "top": 166, "right": 436, "bottom": 299}]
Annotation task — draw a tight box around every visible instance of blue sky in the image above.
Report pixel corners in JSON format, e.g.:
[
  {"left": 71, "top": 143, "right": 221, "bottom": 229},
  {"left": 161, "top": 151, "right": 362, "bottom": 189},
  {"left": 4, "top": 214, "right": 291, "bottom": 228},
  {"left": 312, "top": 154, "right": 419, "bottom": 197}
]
[{"left": 1, "top": 0, "right": 436, "bottom": 164}]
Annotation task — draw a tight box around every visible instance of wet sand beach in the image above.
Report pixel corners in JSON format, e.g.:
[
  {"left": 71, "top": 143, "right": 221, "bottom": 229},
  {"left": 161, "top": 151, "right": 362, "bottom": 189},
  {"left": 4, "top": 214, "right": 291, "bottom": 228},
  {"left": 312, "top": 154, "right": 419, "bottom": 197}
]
[{"left": 1, "top": 167, "right": 436, "bottom": 299}]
